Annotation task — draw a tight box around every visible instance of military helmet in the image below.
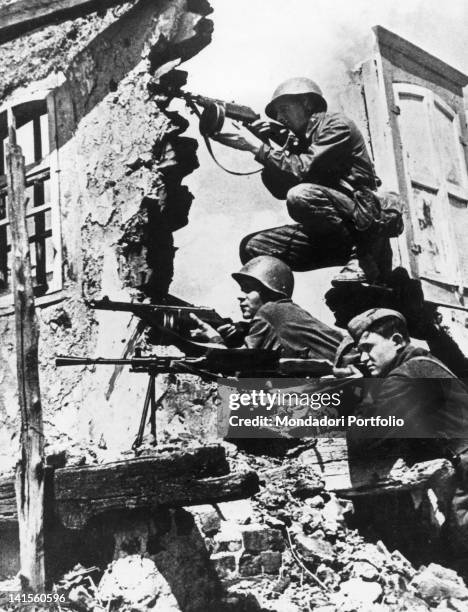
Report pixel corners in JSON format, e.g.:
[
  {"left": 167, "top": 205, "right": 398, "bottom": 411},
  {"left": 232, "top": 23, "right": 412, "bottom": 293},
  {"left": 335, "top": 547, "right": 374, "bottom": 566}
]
[
  {"left": 232, "top": 256, "right": 294, "bottom": 298},
  {"left": 265, "top": 77, "right": 327, "bottom": 119}
]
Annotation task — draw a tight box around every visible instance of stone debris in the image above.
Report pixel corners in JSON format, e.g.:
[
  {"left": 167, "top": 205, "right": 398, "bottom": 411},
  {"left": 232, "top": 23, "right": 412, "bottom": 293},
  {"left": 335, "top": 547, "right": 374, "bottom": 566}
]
[{"left": 2, "top": 444, "right": 468, "bottom": 612}]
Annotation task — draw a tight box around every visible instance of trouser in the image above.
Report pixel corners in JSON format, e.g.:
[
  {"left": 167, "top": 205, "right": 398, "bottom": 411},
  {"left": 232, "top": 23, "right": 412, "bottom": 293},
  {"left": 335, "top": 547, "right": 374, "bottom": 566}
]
[{"left": 240, "top": 183, "right": 359, "bottom": 271}]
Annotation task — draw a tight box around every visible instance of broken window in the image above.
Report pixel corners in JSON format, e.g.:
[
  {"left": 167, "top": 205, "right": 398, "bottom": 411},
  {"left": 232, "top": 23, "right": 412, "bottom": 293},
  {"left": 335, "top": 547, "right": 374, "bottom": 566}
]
[{"left": 0, "top": 94, "right": 61, "bottom": 302}]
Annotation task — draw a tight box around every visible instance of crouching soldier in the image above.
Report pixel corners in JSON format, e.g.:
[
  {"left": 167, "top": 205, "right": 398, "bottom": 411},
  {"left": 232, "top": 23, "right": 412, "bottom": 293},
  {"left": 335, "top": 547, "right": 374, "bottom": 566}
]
[
  {"left": 213, "top": 77, "right": 403, "bottom": 285},
  {"left": 346, "top": 308, "right": 468, "bottom": 563},
  {"left": 191, "top": 255, "right": 342, "bottom": 361}
]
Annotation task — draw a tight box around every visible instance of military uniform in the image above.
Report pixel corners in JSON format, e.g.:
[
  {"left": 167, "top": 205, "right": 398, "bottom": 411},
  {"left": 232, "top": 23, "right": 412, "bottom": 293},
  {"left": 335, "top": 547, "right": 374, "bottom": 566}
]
[
  {"left": 240, "top": 111, "right": 389, "bottom": 278},
  {"left": 244, "top": 298, "right": 342, "bottom": 360},
  {"left": 348, "top": 308, "right": 468, "bottom": 558}
]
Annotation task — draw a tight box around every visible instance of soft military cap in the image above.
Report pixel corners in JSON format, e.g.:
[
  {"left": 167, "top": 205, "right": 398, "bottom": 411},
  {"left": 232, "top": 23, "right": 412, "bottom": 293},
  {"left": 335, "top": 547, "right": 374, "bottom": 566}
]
[{"left": 348, "top": 308, "right": 407, "bottom": 342}]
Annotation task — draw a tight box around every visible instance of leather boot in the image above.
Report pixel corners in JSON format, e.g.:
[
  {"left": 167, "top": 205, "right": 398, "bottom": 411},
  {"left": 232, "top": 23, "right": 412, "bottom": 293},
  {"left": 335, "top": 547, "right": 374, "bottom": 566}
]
[{"left": 331, "top": 236, "right": 392, "bottom": 286}]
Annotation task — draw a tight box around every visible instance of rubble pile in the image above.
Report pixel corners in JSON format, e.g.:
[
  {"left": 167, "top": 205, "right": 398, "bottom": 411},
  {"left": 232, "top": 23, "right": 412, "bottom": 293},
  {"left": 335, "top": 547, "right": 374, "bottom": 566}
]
[
  {"left": 198, "top": 444, "right": 468, "bottom": 611},
  {"left": 1, "top": 441, "right": 468, "bottom": 611}
]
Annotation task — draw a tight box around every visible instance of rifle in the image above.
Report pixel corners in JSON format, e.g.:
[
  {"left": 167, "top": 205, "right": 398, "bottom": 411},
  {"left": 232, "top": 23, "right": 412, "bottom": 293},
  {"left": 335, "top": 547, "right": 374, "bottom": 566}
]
[
  {"left": 56, "top": 349, "right": 336, "bottom": 449},
  {"left": 55, "top": 349, "right": 334, "bottom": 378},
  {"left": 87, "top": 296, "right": 248, "bottom": 350}
]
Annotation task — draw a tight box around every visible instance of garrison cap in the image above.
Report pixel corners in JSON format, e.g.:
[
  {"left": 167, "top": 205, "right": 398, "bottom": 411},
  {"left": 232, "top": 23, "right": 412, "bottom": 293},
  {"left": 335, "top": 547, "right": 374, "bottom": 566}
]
[{"left": 348, "top": 308, "right": 407, "bottom": 342}]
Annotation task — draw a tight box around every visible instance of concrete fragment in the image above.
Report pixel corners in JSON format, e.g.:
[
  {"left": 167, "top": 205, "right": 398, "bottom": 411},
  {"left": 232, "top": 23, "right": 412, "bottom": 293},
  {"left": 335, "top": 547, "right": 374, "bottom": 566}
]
[
  {"left": 410, "top": 564, "right": 468, "bottom": 603},
  {"left": 98, "top": 555, "right": 178, "bottom": 609},
  {"left": 306, "top": 495, "right": 325, "bottom": 509},
  {"left": 350, "top": 560, "right": 380, "bottom": 581},
  {"left": 334, "top": 578, "right": 382, "bottom": 606},
  {"left": 299, "top": 508, "right": 322, "bottom": 533},
  {"left": 214, "top": 522, "right": 243, "bottom": 552},
  {"left": 352, "top": 542, "right": 388, "bottom": 569},
  {"left": 217, "top": 499, "right": 253, "bottom": 524},
  {"left": 316, "top": 563, "right": 338, "bottom": 586},
  {"left": 241, "top": 525, "right": 285, "bottom": 553},
  {"left": 394, "top": 593, "right": 431, "bottom": 610},
  {"left": 260, "top": 551, "right": 282, "bottom": 574},
  {"left": 200, "top": 510, "right": 221, "bottom": 536},
  {"left": 210, "top": 552, "right": 236, "bottom": 579},
  {"left": 294, "top": 533, "right": 335, "bottom": 564},
  {"left": 390, "top": 550, "right": 417, "bottom": 579},
  {"left": 239, "top": 553, "right": 262, "bottom": 577}
]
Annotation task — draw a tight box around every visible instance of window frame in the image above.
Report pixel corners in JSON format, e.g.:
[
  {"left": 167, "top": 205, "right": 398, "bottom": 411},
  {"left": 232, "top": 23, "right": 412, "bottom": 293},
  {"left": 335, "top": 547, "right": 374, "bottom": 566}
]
[{"left": 0, "top": 89, "right": 62, "bottom": 310}]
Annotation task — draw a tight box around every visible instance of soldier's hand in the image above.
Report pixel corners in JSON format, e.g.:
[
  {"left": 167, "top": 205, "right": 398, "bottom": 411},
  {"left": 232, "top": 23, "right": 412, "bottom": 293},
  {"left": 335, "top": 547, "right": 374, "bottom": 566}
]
[
  {"left": 217, "top": 323, "right": 238, "bottom": 337},
  {"left": 189, "top": 313, "right": 223, "bottom": 342},
  {"left": 332, "top": 364, "right": 363, "bottom": 379},
  {"left": 212, "top": 123, "right": 262, "bottom": 154}
]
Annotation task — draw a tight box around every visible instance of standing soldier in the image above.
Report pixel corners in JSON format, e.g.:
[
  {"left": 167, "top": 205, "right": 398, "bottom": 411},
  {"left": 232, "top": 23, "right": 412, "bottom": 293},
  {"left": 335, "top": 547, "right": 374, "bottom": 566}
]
[{"left": 213, "top": 77, "right": 402, "bottom": 285}]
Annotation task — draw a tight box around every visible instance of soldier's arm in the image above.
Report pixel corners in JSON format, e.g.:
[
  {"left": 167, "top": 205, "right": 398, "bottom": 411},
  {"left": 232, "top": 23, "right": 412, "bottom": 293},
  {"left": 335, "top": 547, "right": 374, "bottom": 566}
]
[{"left": 255, "top": 113, "right": 352, "bottom": 182}]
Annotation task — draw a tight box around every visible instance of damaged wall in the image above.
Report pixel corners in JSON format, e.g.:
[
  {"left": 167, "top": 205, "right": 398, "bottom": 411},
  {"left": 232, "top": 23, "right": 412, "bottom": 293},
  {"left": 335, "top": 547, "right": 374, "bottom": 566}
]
[{"left": 0, "top": 0, "right": 214, "bottom": 471}]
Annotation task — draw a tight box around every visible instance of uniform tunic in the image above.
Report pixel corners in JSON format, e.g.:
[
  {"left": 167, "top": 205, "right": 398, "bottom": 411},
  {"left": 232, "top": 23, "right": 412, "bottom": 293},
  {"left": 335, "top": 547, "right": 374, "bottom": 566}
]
[
  {"left": 243, "top": 299, "right": 342, "bottom": 361},
  {"left": 241, "top": 112, "right": 379, "bottom": 270}
]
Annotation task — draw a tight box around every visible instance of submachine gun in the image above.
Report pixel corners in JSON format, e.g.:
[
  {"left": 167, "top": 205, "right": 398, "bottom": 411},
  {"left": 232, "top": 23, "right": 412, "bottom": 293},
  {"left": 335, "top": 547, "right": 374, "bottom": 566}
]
[
  {"left": 156, "top": 70, "right": 296, "bottom": 175},
  {"left": 87, "top": 295, "right": 249, "bottom": 351}
]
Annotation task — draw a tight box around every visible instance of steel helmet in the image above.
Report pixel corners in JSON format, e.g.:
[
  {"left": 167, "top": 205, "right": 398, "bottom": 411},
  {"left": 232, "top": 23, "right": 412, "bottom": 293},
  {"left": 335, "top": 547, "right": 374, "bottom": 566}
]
[
  {"left": 265, "top": 77, "right": 327, "bottom": 119},
  {"left": 232, "top": 256, "right": 294, "bottom": 298}
]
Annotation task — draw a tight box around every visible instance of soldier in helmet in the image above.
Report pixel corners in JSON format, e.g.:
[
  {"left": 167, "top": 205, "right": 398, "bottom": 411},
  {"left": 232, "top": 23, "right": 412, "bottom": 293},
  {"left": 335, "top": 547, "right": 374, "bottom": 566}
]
[
  {"left": 191, "top": 255, "right": 342, "bottom": 361},
  {"left": 213, "top": 77, "right": 401, "bottom": 285}
]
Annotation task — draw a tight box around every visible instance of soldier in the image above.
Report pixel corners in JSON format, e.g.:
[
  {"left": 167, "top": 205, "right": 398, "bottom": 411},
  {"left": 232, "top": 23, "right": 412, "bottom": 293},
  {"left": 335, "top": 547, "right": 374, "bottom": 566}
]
[
  {"left": 346, "top": 308, "right": 468, "bottom": 559},
  {"left": 191, "top": 255, "right": 342, "bottom": 361},
  {"left": 213, "top": 77, "right": 402, "bottom": 285}
]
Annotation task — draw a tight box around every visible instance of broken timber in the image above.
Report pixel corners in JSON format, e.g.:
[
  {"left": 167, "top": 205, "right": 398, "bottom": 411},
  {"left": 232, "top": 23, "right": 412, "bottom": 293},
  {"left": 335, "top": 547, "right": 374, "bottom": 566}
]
[
  {"left": 6, "top": 129, "right": 45, "bottom": 589},
  {"left": 298, "top": 439, "right": 456, "bottom": 498},
  {"left": 0, "top": 446, "right": 259, "bottom": 530},
  {"left": 0, "top": 0, "right": 129, "bottom": 45}
]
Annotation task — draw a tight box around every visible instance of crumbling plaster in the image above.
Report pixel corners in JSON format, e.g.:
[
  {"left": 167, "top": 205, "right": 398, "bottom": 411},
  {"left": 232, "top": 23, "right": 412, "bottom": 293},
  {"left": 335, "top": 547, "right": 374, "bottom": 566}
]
[{"left": 0, "top": 0, "right": 214, "bottom": 471}]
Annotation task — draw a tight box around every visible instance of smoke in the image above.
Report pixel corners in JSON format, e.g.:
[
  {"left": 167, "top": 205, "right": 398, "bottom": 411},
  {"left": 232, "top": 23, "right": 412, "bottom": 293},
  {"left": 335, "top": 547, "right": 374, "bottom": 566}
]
[{"left": 184, "top": 0, "right": 468, "bottom": 111}]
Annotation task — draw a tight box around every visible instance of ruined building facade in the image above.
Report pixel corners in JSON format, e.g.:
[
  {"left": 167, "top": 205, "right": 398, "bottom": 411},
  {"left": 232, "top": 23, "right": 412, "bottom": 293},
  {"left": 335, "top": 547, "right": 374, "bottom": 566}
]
[{"left": 0, "top": 0, "right": 215, "bottom": 470}]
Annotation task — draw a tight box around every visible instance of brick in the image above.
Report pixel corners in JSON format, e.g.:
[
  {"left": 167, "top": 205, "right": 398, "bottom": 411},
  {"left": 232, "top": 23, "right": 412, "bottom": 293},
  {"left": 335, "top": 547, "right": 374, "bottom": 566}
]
[
  {"left": 211, "top": 552, "right": 236, "bottom": 579},
  {"left": 241, "top": 525, "right": 285, "bottom": 553},
  {"left": 214, "top": 522, "right": 243, "bottom": 552},
  {"left": 260, "top": 551, "right": 282, "bottom": 574},
  {"left": 239, "top": 553, "right": 262, "bottom": 577}
]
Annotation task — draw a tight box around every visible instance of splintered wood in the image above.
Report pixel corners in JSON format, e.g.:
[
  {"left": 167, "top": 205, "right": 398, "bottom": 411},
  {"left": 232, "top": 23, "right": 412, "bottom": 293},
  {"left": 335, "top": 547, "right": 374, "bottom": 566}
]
[
  {"left": 0, "top": 446, "right": 259, "bottom": 530},
  {"left": 6, "top": 129, "right": 45, "bottom": 589}
]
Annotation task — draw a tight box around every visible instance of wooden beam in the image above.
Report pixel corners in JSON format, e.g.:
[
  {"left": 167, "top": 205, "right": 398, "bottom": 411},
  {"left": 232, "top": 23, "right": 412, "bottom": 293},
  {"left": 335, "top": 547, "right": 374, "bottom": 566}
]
[
  {"left": 57, "top": 470, "right": 259, "bottom": 529},
  {"left": 334, "top": 458, "right": 455, "bottom": 498},
  {"left": 0, "top": 0, "right": 130, "bottom": 45},
  {"left": 6, "top": 129, "right": 45, "bottom": 590},
  {"left": 0, "top": 463, "right": 258, "bottom": 530},
  {"left": 0, "top": 446, "right": 236, "bottom": 528}
]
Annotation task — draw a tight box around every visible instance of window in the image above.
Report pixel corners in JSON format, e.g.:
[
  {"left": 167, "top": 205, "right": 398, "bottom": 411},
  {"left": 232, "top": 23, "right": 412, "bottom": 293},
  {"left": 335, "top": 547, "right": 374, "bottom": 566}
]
[{"left": 0, "top": 93, "right": 61, "bottom": 303}]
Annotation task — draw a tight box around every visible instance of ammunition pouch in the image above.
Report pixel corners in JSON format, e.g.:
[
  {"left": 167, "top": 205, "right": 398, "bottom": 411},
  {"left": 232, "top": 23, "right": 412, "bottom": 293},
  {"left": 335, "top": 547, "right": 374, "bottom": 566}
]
[{"left": 352, "top": 188, "right": 404, "bottom": 238}]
